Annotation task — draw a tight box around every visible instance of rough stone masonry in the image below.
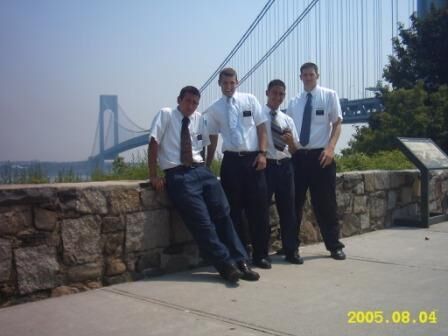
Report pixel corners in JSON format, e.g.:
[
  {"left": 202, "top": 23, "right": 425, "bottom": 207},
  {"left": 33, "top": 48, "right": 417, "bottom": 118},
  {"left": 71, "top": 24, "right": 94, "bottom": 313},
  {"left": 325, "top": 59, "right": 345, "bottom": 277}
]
[{"left": 0, "top": 170, "right": 447, "bottom": 307}]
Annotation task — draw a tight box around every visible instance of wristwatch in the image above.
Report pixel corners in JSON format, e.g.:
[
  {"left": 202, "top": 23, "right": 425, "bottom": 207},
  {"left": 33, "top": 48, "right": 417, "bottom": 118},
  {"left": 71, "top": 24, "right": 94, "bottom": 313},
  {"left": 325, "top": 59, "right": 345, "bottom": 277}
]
[{"left": 258, "top": 150, "right": 267, "bottom": 156}]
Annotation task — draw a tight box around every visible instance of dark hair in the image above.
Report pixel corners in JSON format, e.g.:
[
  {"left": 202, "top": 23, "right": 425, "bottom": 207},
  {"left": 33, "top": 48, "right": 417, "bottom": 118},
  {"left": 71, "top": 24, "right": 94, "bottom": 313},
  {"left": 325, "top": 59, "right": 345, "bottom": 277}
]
[
  {"left": 178, "top": 86, "right": 201, "bottom": 100},
  {"left": 267, "top": 79, "right": 286, "bottom": 91},
  {"left": 219, "top": 67, "right": 238, "bottom": 81},
  {"left": 300, "top": 62, "right": 319, "bottom": 74}
]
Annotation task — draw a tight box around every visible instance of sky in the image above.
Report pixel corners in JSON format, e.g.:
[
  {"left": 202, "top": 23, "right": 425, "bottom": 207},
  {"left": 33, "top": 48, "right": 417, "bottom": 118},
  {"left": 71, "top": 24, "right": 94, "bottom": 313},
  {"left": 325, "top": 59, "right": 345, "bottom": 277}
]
[{"left": 0, "top": 0, "right": 415, "bottom": 162}]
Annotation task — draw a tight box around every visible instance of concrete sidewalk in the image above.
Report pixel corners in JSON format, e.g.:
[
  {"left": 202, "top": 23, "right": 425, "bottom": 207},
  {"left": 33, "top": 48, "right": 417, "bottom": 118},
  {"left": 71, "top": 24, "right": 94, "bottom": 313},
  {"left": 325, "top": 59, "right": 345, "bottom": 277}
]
[{"left": 1, "top": 222, "right": 447, "bottom": 336}]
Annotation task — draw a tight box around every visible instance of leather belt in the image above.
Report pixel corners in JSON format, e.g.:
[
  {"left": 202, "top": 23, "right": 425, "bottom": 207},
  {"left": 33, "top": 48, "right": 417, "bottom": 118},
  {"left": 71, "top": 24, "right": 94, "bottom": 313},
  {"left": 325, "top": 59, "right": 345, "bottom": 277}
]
[
  {"left": 267, "top": 158, "right": 291, "bottom": 166},
  {"left": 164, "top": 162, "right": 204, "bottom": 173},
  {"left": 224, "top": 151, "right": 258, "bottom": 157}
]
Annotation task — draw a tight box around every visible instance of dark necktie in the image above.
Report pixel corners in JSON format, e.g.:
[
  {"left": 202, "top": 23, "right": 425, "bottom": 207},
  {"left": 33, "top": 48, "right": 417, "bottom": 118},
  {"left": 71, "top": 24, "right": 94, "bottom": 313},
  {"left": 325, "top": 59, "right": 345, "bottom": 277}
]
[
  {"left": 180, "top": 117, "right": 193, "bottom": 166},
  {"left": 270, "top": 110, "right": 286, "bottom": 151},
  {"left": 300, "top": 93, "right": 312, "bottom": 146}
]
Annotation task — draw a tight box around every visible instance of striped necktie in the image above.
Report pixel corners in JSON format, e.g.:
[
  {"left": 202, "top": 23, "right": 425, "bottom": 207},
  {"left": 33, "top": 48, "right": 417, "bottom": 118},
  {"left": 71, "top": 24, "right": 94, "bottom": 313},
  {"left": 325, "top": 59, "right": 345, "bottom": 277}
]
[
  {"left": 300, "top": 93, "right": 312, "bottom": 146},
  {"left": 180, "top": 117, "right": 193, "bottom": 166},
  {"left": 270, "top": 110, "right": 286, "bottom": 152}
]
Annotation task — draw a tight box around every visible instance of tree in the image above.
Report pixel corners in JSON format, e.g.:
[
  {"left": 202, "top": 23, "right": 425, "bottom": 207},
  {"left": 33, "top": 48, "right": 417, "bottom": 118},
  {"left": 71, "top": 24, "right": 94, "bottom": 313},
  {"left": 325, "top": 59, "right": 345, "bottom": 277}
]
[
  {"left": 384, "top": 6, "right": 448, "bottom": 91},
  {"left": 345, "top": 6, "right": 448, "bottom": 155},
  {"left": 343, "top": 83, "right": 448, "bottom": 155}
]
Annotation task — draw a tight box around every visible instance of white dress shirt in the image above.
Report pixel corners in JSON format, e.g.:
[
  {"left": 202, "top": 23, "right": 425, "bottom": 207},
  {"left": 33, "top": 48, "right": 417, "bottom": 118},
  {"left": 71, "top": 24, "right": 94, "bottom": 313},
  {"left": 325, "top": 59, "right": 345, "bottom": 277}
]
[
  {"left": 149, "top": 107, "right": 209, "bottom": 170},
  {"left": 263, "top": 105, "right": 300, "bottom": 160},
  {"left": 287, "top": 85, "right": 342, "bottom": 149},
  {"left": 204, "top": 91, "right": 267, "bottom": 152}
]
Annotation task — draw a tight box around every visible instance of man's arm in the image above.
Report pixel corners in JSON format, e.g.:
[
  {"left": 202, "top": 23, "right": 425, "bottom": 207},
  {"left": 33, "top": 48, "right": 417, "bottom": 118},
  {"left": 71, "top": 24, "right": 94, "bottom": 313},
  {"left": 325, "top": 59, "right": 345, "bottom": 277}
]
[
  {"left": 254, "top": 123, "right": 267, "bottom": 170},
  {"left": 148, "top": 137, "right": 165, "bottom": 192},
  {"left": 206, "top": 134, "right": 218, "bottom": 167},
  {"left": 319, "top": 118, "right": 341, "bottom": 167}
]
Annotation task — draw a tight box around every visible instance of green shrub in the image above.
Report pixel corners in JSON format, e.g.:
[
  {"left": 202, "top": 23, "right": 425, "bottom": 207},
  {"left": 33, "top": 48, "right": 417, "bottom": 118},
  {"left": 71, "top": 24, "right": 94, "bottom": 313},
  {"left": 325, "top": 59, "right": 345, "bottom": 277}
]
[{"left": 336, "top": 150, "right": 413, "bottom": 172}]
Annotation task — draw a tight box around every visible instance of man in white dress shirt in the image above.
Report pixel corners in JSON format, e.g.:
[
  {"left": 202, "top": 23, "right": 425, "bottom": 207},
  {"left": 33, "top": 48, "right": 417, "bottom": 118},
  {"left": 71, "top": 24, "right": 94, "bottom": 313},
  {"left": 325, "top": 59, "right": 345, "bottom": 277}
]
[
  {"left": 287, "top": 62, "right": 346, "bottom": 260},
  {"left": 148, "top": 86, "right": 260, "bottom": 283},
  {"left": 204, "top": 68, "right": 272, "bottom": 269},
  {"left": 263, "top": 79, "right": 303, "bottom": 264}
]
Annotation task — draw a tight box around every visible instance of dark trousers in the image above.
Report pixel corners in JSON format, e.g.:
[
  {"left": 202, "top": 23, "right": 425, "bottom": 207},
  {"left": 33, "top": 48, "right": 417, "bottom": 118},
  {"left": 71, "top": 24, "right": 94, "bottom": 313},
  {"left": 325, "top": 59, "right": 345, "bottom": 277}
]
[
  {"left": 292, "top": 149, "right": 344, "bottom": 251},
  {"left": 220, "top": 152, "right": 270, "bottom": 260},
  {"left": 165, "top": 166, "right": 248, "bottom": 270},
  {"left": 266, "top": 158, "right": 298, "bottom": 255}
]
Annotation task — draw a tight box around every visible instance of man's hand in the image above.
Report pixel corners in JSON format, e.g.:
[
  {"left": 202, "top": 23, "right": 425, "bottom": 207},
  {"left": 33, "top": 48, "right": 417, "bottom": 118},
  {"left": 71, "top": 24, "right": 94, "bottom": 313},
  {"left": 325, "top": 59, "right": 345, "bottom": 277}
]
[
  {"left": 319, "top": 147, "right": 335, "bottom": 168},
  {"left": 150, "top": 176, "right": 166, "bottom": 192},
  {"left": 253, "top": 153, "right": 267, "bottom": 170}
]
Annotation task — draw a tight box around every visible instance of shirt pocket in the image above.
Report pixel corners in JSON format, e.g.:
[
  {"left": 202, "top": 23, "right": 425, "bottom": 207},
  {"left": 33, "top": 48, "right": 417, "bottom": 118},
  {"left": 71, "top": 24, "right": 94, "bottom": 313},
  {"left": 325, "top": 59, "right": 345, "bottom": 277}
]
[
  {"left": 241, "top": 110, "right": 254, "bottom": 127},
  {"left": 191, "top": 132, "right": 203, "bottom": 149},
  {"left": 313, "top": 106, "right": 327, "bottom": 124}
]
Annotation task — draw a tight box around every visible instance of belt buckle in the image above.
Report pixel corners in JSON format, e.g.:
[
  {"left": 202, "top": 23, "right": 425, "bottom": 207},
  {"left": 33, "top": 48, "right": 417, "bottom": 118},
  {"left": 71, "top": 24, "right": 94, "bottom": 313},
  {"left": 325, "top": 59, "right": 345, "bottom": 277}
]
[
  {"left": 238, "top": 151, "right": 245, "bottom": 157},
  {"left": 275, "top": 159, "right": 282, "bottom": 165}
]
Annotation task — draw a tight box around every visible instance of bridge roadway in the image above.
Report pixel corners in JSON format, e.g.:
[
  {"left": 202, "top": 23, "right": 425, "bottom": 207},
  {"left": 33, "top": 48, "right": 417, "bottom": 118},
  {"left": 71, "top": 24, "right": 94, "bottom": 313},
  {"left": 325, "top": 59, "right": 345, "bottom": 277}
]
[{"left": 1, "top": 221, "right": 447, "bottom": 336}]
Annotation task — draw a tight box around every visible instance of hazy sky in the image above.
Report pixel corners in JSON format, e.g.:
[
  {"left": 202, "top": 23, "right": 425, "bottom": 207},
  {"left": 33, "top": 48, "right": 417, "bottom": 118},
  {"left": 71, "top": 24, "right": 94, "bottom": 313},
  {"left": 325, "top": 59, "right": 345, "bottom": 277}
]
[
  {"left": 0, "top": 0, "right": 414, "bottom": 162},
  {"left": 0, "top": 0, "right": 268, "bottom": 161}
]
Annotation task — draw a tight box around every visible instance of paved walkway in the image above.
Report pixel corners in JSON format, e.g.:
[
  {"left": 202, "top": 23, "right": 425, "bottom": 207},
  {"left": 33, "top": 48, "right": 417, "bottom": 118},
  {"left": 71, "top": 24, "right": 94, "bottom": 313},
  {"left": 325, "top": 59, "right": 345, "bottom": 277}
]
[{"left": 1, "top": 222, "right": 447, "bottom": 336}]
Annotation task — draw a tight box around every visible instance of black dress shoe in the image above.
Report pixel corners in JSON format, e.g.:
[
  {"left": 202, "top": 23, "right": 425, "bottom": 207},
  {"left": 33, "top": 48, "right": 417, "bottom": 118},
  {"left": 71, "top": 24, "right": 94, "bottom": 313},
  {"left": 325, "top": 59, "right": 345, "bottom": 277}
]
[
  {"left": 253, "top": 257, "right": 272, "bottom": 269},
  {"left": 218, "top": 263, "right": 242, "bottom": 283},
  {"left": 330, "top": 249, "right": 346, "bottom": 260},
  {"left": 236, "top": 261, "right": 260, "bottom": 281},
  {"left": 285, "top": 252, "right": 304, "bottom": 264}
]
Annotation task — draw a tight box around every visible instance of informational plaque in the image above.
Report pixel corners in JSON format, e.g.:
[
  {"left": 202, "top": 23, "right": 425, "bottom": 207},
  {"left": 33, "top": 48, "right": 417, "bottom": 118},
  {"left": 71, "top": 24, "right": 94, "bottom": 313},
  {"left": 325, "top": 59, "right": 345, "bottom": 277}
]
[
  {"left": 398, "top": 137, "right": 448, "bottom": 169},
  {"left": 396, "top": 137, "right": 448, "bottom": 227}
]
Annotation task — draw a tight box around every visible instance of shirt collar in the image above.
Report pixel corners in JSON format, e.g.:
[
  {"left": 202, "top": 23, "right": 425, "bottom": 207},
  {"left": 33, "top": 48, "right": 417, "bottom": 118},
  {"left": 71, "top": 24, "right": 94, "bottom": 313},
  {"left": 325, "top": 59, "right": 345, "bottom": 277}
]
[{"left": 301, "top": 85, "right": 319, "bottom": 98}]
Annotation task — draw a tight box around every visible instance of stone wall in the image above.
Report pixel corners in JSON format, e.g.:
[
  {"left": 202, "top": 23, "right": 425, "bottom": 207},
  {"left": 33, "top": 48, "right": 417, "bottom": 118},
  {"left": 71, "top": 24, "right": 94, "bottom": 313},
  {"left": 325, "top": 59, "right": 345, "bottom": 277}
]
[{"left": 1, "top": 170, "right": 448, "bottom": 306}]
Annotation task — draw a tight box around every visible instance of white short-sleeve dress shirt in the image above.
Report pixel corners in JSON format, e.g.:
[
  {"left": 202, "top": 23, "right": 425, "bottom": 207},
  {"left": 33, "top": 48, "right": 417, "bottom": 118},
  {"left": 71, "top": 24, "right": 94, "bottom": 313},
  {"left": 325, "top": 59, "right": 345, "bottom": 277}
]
[
  {"left": 287, "top": 85, "right": 342, "bottom": 149},
  {"left": 149, "top": 107, "right": 209, "bottom": 170},
  {"left": 204, "top": 91, "right": 267, "bottom": 152},
  {"left": 263, "top": 105, "right": 300, "bottom": 160}
]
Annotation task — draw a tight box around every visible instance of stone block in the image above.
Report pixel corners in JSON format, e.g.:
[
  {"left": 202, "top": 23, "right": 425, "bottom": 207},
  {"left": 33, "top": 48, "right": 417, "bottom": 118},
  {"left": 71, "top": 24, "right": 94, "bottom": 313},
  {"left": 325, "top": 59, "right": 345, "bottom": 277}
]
[
  {"left": 51, "top": 286, "right": 80, "bottom": 297},
  {"left": 0, "top": 206, "right": 32, "bottom": 236},
  {"left": 34, "top": 208, "right": 58, "bottom": 231},
  {"left": 364, "top": 171, "right": 390, "bottom": 192},
  {"left": 353, "top": 196, "right": 367, "bottom": 214},
  {"left": 360, "top": 213, "right": 370, "bottom": 230},
  {"left": 67, "top": 262, "right": 102, "bottom": 282},
  {"left": 61, "top": 216, "right": 102, "bottom": 265},
  {"left": 125, "top": 210, "right": 170, "bottom": 252},
  {"left": 104, "top": 273, "right": 132, "bottom": 286},
  {"left": 341, "top": 214, "right": 360, "bottom": 237},
  {"left": 135, "top": 250, "right": 162, "bottom": 272},
  {"left": 400, "top": 187, "right": 413, "bottom": 204},
  {"left": 388, "top": 191, "right": 397, "bottom": 210},
  {"left": 369, "top": 191, "right": 387, "bottom": 219},
  {"left": 299, "top": 218, "right": 320, "bottom": 244},
  {"left": 171, "top": 211, "right": 193, "bottom": 244},
  {"left": 103, "top": 232, "right": 124, "bottom": 256},
  {"left": 58, "top": 189, "right": 107, "bottom": 215},
  {"left": 108, "top": 189, "right": 141, "bottom": 215},
  {"left": 105, "top": 258, "right": 127, "bottom": 276},
  {"left": 102, "top": 216, "right": 125, "bottom": 233},
  {"left": 0, "top": 238, "right": 12, "bottom": 282},
  {"left": 15, "top": 245, "right": 60, "bottom": 294},
  {"left": 160, "top": 244, "right": 200, "bottom": 273},
  {"left": 389, "top": 173, "right": 405, "bottom": 189},
  {"left": 342, "top": 173, "right": 364, "bottom": 194}
]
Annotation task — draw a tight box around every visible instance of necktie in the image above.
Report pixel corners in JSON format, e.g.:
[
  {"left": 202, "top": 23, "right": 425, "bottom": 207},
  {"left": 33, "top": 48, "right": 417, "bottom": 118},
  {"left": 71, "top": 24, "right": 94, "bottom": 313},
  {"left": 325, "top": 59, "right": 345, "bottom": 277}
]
[
  {"left": 180, "top": 117, "right": 193, "bottom": 166},
  {"left": 227, "top": 97, "right": 244, "bottom": 147},
  {"left": 270, "top": 110, "right": 286, "bottom": 152},
  {"left": 300, "top": 93, "right": 312, "bottom": 146}
]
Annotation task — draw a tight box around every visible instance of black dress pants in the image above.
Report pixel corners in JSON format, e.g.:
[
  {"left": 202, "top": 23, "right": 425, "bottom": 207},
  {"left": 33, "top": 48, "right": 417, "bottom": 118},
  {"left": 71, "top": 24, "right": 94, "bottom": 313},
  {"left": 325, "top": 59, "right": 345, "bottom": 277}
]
[
  {"left": 292, "top": 149, "right": 344, "bottom": 251},
  {"left": 266, "top": 158, "right": 298, "bottom": 255},
  {"left": 220, "top": 152, "right": 270, "bottom": 260}
]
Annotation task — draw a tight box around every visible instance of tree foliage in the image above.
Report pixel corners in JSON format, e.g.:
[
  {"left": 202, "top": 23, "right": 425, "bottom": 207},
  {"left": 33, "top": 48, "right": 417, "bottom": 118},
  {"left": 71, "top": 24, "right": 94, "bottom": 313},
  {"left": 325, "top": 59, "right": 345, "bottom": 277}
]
[
  {"left": 345, "top": 6, "right": 448, "bottom": 156},
  {"left": 384, "top": 6, "right": 448, "bottom": 91},
  {"left": 344, "top": 83, "right": 448, "bottom": 155}
]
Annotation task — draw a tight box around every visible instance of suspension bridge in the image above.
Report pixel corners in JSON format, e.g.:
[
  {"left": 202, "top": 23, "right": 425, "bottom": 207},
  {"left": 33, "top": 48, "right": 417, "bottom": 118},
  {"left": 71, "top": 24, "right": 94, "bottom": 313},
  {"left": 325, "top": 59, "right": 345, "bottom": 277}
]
[{"left": 88, "top": 0, "right": 436, "bottom": 168}]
